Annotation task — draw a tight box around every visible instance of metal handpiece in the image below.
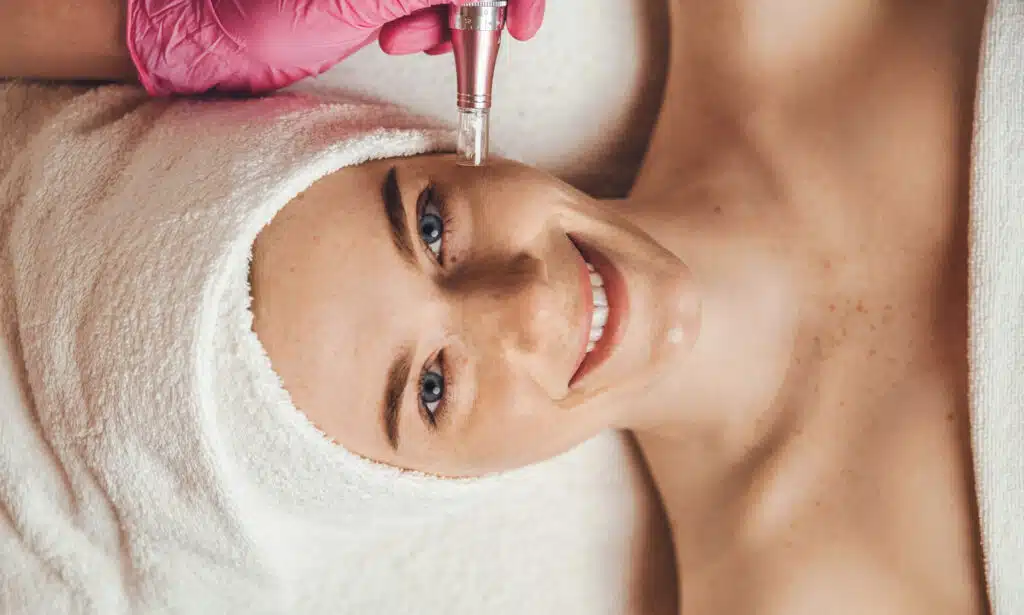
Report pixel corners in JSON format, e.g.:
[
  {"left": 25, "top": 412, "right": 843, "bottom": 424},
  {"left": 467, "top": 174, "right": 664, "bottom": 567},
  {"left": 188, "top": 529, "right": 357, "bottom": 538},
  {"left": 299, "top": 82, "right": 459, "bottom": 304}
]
[{"left": 449, "top": 1, "right": 507, "bottom": 166}]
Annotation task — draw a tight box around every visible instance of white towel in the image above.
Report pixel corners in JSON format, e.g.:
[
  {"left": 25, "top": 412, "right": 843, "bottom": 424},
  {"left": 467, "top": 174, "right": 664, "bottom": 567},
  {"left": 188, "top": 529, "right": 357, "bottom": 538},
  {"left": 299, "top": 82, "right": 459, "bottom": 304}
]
[
  {"left": 969, "top": 1, "right": 1024, "bottom": 612},
  {"left": 0, "top": 83, "right": 674, "bottom": 614}
]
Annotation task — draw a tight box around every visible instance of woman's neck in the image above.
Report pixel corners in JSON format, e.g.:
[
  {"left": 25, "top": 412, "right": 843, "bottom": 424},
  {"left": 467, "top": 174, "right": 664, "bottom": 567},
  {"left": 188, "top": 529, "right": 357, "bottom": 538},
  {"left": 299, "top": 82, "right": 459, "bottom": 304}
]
[
  {"left": 609, "top": 0, "right": 988, "bottom": 452},
  {"left": 610, "top": 194, "right": 804, "bottom": 453}
]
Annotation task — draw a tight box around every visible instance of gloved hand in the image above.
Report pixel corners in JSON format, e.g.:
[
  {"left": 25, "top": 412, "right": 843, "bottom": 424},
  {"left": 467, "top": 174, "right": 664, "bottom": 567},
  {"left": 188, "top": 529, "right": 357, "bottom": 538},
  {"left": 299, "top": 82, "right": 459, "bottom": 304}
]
[{"left": 127, "top": 0, "right": 546, "bottom": 96}]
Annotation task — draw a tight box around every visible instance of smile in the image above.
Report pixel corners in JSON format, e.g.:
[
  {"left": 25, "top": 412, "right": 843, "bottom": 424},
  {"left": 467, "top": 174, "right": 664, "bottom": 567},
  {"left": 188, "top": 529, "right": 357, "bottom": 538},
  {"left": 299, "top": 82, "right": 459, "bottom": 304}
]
[
  {"left": 569, "top": 238, "right": 628, "bottom": 387},
  {"left": 584, "top": 261, "right": 609, "bottom": 353}
]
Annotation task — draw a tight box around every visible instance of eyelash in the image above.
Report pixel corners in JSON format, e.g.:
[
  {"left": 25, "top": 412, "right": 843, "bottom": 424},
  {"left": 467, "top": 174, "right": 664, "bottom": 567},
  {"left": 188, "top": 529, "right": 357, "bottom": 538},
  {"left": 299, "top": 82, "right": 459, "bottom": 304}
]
[
  {"left": 418, "top": 350, "right": 452, "bottom": 430},
  {"left": 416, "top": 182, "right": 455, "bottom": 429},
  {"left": 416, "top": 183, "right": 455, "bottom": 265}
]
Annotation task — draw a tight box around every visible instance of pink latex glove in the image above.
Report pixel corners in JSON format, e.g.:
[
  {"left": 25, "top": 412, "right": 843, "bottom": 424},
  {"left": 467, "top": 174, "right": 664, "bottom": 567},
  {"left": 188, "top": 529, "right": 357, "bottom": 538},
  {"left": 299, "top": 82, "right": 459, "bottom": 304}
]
[{"left": 127, "top": 0, "right": 546, "bottom": 96}]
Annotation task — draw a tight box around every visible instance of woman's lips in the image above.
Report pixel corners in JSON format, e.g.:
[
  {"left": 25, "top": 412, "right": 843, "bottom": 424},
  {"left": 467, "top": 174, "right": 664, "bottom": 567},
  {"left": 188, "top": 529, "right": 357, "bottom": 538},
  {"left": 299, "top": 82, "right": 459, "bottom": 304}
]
[{"left": 568, "top": 238, "right": 629, "bottom": 388}]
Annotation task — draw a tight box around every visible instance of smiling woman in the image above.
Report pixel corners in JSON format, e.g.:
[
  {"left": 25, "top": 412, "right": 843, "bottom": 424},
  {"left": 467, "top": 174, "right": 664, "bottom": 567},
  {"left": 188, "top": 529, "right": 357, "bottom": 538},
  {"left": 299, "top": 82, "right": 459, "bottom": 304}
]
[
  {"left": 1, "top": 0, "right": 1014, "bottom": 612},
  {"left": 248, "top": 154, "right": 699, "bottom": 477}
]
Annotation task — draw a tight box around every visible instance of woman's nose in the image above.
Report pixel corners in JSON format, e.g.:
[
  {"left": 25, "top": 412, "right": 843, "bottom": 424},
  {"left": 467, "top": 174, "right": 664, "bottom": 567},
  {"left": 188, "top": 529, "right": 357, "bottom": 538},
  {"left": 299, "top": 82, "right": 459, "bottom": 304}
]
[{"left": 448, "top": 253, "right": 576, "bottom": 389}]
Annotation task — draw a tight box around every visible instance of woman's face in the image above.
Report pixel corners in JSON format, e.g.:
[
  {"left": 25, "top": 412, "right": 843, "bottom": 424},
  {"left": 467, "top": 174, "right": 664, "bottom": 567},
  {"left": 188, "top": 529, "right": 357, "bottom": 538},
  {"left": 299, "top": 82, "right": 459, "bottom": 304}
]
[{"left": 251, "top": 154, "right": 698, "bottom": 476}]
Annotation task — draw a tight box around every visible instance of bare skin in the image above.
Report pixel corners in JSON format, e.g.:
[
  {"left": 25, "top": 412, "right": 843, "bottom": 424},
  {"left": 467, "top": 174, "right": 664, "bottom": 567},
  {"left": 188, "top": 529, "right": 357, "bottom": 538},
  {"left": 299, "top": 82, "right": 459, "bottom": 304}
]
[
  {"left": 0, "top": 0, "right": 136, "bottom": 82},
  {"left": 628, "top": 0, "right": 989, "bottom": 612}
]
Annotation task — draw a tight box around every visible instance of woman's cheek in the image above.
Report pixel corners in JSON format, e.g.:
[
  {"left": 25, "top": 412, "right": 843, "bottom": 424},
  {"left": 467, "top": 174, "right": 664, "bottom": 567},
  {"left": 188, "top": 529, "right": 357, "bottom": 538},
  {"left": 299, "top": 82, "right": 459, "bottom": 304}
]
[{"left": 459, "top": 370, "right": 570, "bottom": 470}]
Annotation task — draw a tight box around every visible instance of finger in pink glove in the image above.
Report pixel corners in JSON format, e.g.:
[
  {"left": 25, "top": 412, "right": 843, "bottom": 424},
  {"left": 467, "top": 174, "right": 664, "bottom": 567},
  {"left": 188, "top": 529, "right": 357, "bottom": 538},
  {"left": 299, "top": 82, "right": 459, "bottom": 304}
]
[{"left": 378, "top": 0, "right": 546, "bottom": 56}]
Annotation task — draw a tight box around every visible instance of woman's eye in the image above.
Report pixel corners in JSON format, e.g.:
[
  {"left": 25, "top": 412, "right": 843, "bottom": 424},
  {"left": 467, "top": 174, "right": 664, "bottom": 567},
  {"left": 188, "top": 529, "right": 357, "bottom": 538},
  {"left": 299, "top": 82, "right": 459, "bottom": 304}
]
[
  {"left": 417, "top": 188, "right": 445, "bottom": 259},
  {"left": 418, "top": 360, "right": 445, "bottom": 425}
]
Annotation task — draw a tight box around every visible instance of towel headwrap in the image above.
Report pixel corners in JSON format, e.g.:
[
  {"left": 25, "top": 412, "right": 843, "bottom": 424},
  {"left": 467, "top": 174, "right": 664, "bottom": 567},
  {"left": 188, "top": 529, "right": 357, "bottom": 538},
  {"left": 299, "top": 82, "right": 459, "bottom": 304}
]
[{"left": 0, "top": 84, "right": 670, "bottom": 614}]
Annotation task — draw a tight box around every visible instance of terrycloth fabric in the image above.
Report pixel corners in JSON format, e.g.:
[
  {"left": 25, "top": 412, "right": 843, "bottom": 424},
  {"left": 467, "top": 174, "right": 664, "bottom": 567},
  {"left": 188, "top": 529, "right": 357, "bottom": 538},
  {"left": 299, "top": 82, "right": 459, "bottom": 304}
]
[
  {"left": 0, "top": 82, "right": 673, "bottom": 614},
  {"left": 969, "top": 1, "right": 1024, "bottom": 613}
]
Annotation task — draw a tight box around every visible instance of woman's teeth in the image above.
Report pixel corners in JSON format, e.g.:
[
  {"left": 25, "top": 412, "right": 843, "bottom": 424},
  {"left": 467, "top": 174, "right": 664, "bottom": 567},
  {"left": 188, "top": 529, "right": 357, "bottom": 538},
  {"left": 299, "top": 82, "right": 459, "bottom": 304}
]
[{"left": 586, "top": 262, "right": 608, "bottom": 353}]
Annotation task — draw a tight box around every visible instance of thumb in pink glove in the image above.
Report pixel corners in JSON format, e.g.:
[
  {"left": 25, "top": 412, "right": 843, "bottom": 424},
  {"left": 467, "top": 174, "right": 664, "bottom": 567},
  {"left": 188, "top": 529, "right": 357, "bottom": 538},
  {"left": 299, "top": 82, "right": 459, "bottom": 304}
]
[{"left": 128, "top": 0, "right": 546, "bottom": 96}]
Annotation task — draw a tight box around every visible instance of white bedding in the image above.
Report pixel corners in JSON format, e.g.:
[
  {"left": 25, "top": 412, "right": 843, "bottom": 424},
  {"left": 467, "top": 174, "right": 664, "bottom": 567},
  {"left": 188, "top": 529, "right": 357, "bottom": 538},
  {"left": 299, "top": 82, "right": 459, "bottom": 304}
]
[{"left": 968, "top": 1, "right": 1024, "bottom": 612}]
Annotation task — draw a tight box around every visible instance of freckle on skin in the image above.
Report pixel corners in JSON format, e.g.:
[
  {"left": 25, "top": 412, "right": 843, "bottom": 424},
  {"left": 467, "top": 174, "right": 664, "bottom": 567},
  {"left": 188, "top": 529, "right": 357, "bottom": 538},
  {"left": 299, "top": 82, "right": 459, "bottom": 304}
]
[
  {"left": 869, "top": 349, "right": 877, "bottom": 356},
  {"left": 829, "top": 304, "right": 836, "bottom": 312},
  {"left": 713, "top": 205, "right": 723, "bottom": 214},
  {"left": 856, "top": 300, "right": 866, "bottom": 313}
]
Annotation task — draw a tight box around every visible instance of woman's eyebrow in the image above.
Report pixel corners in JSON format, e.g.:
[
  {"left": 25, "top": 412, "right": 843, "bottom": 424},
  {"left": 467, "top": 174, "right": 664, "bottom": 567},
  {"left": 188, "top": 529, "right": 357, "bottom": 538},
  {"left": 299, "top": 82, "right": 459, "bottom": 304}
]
[
  {"left": 382, "top": 345, "right": 413, "bottom": 451},
  {"left": 382, "top": 167, "right": 417, "bottom": 266}
]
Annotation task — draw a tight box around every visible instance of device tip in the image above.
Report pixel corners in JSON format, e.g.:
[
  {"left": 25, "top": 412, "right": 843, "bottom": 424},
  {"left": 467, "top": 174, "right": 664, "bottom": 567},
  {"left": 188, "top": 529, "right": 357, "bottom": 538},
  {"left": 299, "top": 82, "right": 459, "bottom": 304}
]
[{"left": 455, "top": 108, "right": 490, "bottom": 167}]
